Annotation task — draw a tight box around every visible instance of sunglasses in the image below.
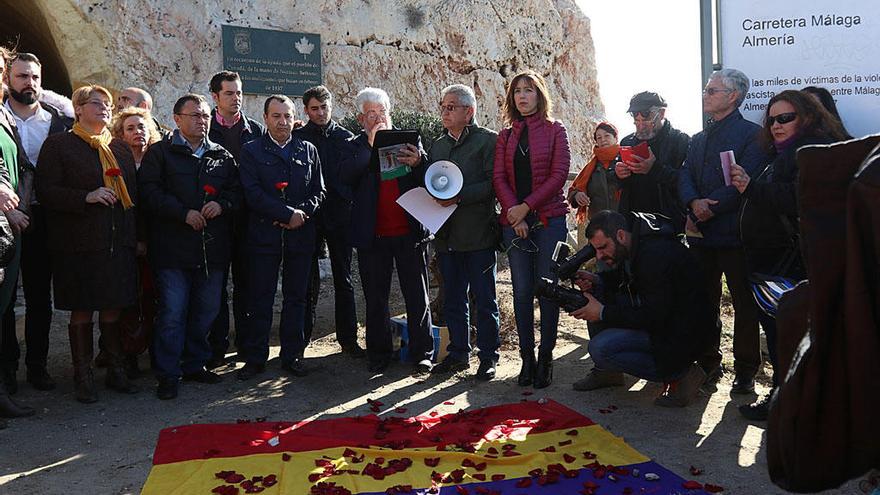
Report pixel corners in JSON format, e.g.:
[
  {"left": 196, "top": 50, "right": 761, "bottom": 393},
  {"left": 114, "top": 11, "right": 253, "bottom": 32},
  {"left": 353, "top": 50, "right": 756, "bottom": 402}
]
[
  {"left": 767, "top": 112, "right": 797, "bottom": 125},
  {"left": 702, "top": 87, "right": 733, "bottom": 96},
  {"left": 630, "top": 110, "right": 655, "bottom": 119}
]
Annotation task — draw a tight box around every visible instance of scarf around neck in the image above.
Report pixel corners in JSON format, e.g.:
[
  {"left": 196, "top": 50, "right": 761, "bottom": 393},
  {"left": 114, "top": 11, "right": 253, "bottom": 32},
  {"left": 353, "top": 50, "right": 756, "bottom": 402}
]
[{"left": 72, "top": 122, "right": 133, "bottom": 209}]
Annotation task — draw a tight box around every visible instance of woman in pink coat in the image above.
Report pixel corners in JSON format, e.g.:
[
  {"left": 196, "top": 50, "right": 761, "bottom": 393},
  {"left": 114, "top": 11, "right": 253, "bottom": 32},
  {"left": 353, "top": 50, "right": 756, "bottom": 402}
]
[{"left": 493, "top": 70, "right": 571, "bottom": 389}]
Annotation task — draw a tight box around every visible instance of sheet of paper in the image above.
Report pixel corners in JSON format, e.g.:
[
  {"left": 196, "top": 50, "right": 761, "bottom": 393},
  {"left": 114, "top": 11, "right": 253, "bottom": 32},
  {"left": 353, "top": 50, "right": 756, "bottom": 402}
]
[{"left": 395, "top": 187, "right": 457, "bottom": 235}]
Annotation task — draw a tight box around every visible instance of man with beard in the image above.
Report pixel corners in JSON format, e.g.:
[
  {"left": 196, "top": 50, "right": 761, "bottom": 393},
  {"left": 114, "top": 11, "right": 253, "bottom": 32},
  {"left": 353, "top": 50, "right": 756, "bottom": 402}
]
[
  {"left": 293, "top": 86, "right": 362, "bottom": 358},
  {"left": 0, "top": 52, "right": 72, "bottom": 394},
  {"left": 615, "top": 92, "right": 690, "bottom": 233},
  {"left": 569, "top": 210, "right": 716, "bottom": 407}
]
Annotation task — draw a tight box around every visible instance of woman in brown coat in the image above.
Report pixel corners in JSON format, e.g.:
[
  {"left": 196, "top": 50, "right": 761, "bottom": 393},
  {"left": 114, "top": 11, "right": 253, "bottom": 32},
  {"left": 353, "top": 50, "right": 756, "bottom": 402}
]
[{"left": 35, "top": 85, "right": 139, "bottom": 402}]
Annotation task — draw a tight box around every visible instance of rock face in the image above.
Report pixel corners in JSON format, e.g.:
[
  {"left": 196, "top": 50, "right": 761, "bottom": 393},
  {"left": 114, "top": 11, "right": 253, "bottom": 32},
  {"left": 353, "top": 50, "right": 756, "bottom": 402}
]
[{"left": 36, "top": 0, "right": 602, "bottom": 164}]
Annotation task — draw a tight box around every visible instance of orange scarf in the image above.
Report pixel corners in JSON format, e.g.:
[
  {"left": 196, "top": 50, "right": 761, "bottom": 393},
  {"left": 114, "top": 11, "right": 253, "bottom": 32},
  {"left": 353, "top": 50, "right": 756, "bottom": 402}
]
[
  {"left": 72, "top": 122, "right": 134, "bottom": 209},
  {"left": 569, "top": 145, "right": 620, "bottom": 224}
]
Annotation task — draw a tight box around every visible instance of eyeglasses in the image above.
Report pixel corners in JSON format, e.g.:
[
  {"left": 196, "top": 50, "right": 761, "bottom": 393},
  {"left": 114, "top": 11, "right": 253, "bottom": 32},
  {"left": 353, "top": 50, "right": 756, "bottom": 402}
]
[
  {"left": 439, "top": 104, "right": 467, "bottom": 114},
  {"left": 364, "top": 110, "right": 387, "bottom": 122},
  {"left": 702, "top": 87, "right": 733, "bottom": 96},
  {"left": 767, "top": 112, "right": 797, "bottom": 125},
  {"left": 176, "top": 112, "right": 211, "bottom": 121},
  {"left": 630, "top": 110, "right": 655, "bottom": 119},
  {"left": 86, "top": 100, "right": 114, "bottom": 110}
]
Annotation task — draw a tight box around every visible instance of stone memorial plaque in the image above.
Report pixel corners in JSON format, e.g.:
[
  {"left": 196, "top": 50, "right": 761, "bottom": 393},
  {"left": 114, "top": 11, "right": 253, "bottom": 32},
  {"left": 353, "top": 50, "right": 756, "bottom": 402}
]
[{"left": 221, "top": 25, "right": 321, "bottom": 96}]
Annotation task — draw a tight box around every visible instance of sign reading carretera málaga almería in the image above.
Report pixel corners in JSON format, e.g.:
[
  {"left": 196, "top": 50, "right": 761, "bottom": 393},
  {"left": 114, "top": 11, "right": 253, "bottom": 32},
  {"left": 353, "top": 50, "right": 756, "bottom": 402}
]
[
  {"left": 719, "top": 0, "right": 880, "bottom": 138},
  {"left": 221, "top": 25, "right": 322, "bottom": 96}
]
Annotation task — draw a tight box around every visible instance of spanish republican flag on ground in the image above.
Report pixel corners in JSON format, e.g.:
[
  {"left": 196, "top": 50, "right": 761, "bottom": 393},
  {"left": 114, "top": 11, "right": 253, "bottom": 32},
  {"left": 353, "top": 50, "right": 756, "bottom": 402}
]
[{"left": 143, "top": 399, "right": 717, "bottom": 494}]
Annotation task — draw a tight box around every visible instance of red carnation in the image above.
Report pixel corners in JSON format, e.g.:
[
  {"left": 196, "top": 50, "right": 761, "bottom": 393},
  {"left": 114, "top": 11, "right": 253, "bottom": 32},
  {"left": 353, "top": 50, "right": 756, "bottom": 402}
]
[
  {"left": 203, "top": 184, "right": 218, "bottom": 196},
  {"left": 105, "top": 168, "right": 122, "bottom": 177},
  {"left": 275, "top": 181, "right": 289, "bottom": 191}
]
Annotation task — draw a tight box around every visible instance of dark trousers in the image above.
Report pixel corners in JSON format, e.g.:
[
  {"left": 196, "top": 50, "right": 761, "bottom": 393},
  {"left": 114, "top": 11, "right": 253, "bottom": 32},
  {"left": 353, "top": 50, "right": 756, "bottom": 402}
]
[
  {"left": 208, "top": 235, "right": 247, "bottom": 358},
  {"left": 241, "top": 249, "right": 312, "bottom": 366},
  {"left": 303, "top": 225, "right": 358, "bottom": 347},
  {"left": 20, "top": 206, "right": 53, "bottom": 371},
  {"left": 358, "top": 236, "right": 433, "bottom": 363},
  {"left": 693, "top": 246, "right": 761, "bottom": 376}
]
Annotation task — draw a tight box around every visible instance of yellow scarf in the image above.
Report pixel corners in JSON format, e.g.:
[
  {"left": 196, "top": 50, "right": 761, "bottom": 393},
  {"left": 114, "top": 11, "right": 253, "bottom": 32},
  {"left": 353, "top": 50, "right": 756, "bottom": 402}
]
[{"left": 72, "top": 122, "right": 134, "bottom": 209}]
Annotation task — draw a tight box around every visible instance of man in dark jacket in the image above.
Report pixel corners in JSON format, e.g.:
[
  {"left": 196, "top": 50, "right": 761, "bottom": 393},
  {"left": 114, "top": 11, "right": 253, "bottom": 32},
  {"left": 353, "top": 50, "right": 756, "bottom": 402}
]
[
  {"left": 616, "top": 92, "right": 690, "bottom": 234},
  {"left": 340, "top": 87, "right": 434, "bottom": 374},
  {"left": 426, "top": 84, "right": 500, "bottom": 380},
  {"left": 205, "top": 70, "right": 265, "bottom": 368},
  {"left": 293, "top": 86, "right": 362, "bottom": 358},
  {"left": 570, "top": 210, "right": 716, "bottom": 407},
  {"left": 0, "top": 52, "right": 73, "bottom": 393},
  {"left": 237, "top": 95, "right": 324, "bottom": 380},
  {"left": 138, "top": 94, "right": 241, "bottom": 400},
  {"left": 679, "top": 68, "right": 768, "bottom": 394}
]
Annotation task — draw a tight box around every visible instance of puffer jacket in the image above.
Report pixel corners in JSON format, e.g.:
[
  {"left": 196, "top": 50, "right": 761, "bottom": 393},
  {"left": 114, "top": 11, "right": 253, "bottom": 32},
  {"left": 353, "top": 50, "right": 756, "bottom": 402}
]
[{"left": 493, "top": 114, "right": 570, "bottom": 225}]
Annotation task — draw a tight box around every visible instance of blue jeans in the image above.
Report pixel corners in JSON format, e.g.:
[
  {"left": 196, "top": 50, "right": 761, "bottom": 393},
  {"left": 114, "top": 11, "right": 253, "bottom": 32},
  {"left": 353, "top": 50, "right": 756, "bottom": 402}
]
[
  {"left": 588, "top": 328, "right": 686, "bottom": 383},
  {"left": 438, "top": 249, "right": 500, "bottom": 363},
  {"left": 153, "top": 268, "right": 224, "bottom": 381},
  {"left": 502, "top": 215, "right": 567, "bottom": 358}
]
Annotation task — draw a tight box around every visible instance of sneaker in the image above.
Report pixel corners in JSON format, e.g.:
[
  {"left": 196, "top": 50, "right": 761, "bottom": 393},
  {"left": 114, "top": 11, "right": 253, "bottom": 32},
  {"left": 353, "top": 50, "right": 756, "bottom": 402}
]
[
  {"left": 182, "top": 369, "right": 223, "bottom": 384},
  {"left": 414, "top": 359, "right": 433, "bottom": 374},
  {"left": 430, "top": 357, "right": 469, "bottom": 375},
  {"left": 654, "top": 363, "right": 707, "bottom": 408},
  {"left": 572, "top": 369, "right": 624, "bottom": 391},
  {"left": 205, "top": 355, "right": 227, "bottom": 371},
  {"left": 156, "top": 379, "right": 179, "bottom": 400},
  {"left": 700, "top": 365, "right": 724, "bottom": 394},
  {"left": 738, "top": 392, "right": 772, "bottom": 421},
  {"left": 281, "top": 359, "right": 308, "bottom": 377},
  {"left": 475, "top": 360, "right": 496, "bottom": 381},
  {"left": 340, "top": 343, "right": 367, "bottom": 358},
  {"left": 236, "top": 363, "right": 265, "bottom": 381}
]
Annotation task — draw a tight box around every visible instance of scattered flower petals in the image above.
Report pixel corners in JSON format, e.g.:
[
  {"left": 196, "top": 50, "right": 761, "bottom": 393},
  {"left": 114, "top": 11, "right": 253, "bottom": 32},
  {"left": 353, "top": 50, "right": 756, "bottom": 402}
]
[{"left": 682, "top": 480, "right": 703, "bottom": 490}]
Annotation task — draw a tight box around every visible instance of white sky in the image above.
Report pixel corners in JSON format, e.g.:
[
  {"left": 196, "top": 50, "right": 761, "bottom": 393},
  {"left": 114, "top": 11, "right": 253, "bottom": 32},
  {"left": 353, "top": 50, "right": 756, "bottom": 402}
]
[{"left": 577, "top": 1, "right": 705, "bottom": 137}]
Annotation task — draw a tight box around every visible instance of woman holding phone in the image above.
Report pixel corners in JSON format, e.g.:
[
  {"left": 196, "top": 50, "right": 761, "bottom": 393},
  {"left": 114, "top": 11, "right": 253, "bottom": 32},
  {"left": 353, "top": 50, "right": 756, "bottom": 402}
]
[{"left": 493, "top": 70, "right": 571, "bottom": 389}]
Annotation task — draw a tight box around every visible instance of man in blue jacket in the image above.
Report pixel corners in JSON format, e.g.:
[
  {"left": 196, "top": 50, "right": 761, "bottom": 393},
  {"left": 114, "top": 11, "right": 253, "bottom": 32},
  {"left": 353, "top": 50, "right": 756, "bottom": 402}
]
[
  {"left": 294, "top": 86, "right": 362, "bottom": 358},
  {"left": 340, "top": 87, "right": 434, "bottom": 374},
  {"left": 678, "top": 69, "right": 768, "bottom": 394},
  {"left": 205, "top": 71, "right": 265, "bottom": 369},
  {"left": 139, "top": 94, "right": 241, "bottom": 400},
  {"left": 236, "top": 95, "right": 324, "bottom": 380}
]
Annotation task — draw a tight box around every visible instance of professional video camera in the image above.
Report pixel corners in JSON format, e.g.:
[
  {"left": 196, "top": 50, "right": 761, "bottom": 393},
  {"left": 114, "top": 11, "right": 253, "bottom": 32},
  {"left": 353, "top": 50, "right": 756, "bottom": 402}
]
[{"left": 534, "top": 242, "right": 596, "bottom": 312}]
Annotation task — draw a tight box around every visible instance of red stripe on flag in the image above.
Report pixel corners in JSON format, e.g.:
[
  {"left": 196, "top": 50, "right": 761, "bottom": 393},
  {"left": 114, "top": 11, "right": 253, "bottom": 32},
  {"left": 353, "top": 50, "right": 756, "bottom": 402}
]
[{"left": 152, "top": 399, "right": 592, "bottom": 465}]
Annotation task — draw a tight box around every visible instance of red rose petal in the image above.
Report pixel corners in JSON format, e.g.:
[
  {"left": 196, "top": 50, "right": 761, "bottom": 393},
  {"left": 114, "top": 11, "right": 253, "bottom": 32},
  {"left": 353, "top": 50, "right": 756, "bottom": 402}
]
[
  {"left": 515, "top": 478, "right": 532, "bottom": 488},
  {"left": 474, "top": 462, "right": 487, "bottom": 471},
  {"left": 564, "top": 453, "right": 577, "bottom": 463},
  {"left": 566, "top": 429, "right": 579, "bottom": 436},
  {"left": 682, "top": 480, "right": 703, "bottom": 490},
  {"left": 455, "top": 486, "right": 469, "bottom": 495},
  {"left": 558, "top": 439, "right": 572, "bottom": 446},
  {"left": 472, "top": 473, "right": 486, "bottom": 481},
  {"left": 491, "top": 474, "right": 506, "bottom": 481},
  {"left": 690, "top": 465, "right": 703, "bottom": 476},
  {"left": 424, "top": 457, "right": 440, "bottom": 467},
  {"left": 705, "top": 483, "right": 725, "bottom": 493},
  {"left": 394, "top": 407, "right": 408, "bottom": 413},
  {"left": 487, "top": 447, "right": 498, "bottom": 454},
  {"left": 540, "top": 446, "right": 557, "bottom": 453}
]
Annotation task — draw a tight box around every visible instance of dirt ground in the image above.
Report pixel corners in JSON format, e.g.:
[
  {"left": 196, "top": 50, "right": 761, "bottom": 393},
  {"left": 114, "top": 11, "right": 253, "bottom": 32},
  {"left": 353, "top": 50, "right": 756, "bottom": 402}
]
[{"left": 0, "top": 254, "right": 864, "bottom": 494}]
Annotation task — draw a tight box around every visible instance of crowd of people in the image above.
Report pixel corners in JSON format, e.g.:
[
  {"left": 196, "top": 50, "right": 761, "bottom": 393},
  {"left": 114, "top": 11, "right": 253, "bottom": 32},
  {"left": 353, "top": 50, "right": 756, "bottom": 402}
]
[{"left": 0, "top": 45, "right": 855, "bottom": 430}]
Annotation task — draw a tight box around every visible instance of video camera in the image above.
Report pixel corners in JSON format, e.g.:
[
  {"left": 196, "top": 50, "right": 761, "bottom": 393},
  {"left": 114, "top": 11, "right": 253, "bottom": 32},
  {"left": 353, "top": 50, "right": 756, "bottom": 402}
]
[{"left": 535, "top": 242, "right": 597, "bottom": 312}]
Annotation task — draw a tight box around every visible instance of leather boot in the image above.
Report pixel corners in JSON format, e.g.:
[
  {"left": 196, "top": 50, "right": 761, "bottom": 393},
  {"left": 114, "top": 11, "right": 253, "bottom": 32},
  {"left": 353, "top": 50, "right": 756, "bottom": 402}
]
[
  {"left": 534, "top": 352, "right": 554, "bottom": 389},
  {"left": 517, "top": 350, "right": 536, "bottom": 387},
  {"left": 68, "top": 322, "right": 98, "bottom": 403},
  {"left": 0, "top": 384, "right": 35, "bottom": 418},
  {"left": 100, "top": 321, "right": 139, "bottom": 394}
]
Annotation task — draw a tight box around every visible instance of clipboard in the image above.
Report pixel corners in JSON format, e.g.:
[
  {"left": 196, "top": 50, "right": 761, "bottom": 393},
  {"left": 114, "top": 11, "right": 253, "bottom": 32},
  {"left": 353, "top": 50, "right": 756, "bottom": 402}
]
[{"left": 372, "top": 129, "right": 420, "bottom": 180}]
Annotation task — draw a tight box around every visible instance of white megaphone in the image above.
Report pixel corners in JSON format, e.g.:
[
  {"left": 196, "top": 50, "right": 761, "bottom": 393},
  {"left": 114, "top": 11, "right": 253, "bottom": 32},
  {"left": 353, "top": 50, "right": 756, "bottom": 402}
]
[{"left": 424, "top": 160, "right": 464, "bottom": 200}]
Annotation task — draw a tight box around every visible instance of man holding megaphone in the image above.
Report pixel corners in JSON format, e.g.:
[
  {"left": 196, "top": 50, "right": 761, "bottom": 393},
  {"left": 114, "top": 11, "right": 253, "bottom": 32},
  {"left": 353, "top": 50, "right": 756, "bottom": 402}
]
[{"left": 426, "top": 84, "right": 501, "bottom": 381}]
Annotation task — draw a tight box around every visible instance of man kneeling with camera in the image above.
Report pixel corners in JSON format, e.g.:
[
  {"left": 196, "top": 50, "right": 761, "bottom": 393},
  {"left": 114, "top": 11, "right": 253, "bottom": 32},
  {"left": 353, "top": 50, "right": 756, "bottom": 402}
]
[{"left": 569, "top": 210, "right": 717, "bottom": 407}]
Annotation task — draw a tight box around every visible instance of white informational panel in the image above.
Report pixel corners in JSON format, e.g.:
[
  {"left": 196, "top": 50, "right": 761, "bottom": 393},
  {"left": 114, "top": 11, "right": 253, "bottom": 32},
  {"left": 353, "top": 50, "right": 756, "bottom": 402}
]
[{"left": 719, "top": 0, "right": 880, "bottom": 138}]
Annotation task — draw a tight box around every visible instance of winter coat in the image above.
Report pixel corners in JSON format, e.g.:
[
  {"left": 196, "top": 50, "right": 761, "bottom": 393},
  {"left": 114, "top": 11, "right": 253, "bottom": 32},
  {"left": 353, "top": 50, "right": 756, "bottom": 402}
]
[
  {"left": 428, "top": 124, "right": 498, "bottom": 252},
  {"left": 618, "top": 120, "right": 690, "bottom": 233},
  {"left": 138, "top": 132, "right": 241, "bottom": 270},
  {"left": 293, "top": 120, "right": 354, "bottom": 231},
  {"left": 493, "top": 114, "right": 570, "bottom": 225},
  {"left": 339, "top": 132, "right": 431, "bottom": 250},
  {"left": 239, "top": 133, "right": 324, "bottom": 254},
  {"left": 679, "top": 110, "right": 767, "bottom": 248}
]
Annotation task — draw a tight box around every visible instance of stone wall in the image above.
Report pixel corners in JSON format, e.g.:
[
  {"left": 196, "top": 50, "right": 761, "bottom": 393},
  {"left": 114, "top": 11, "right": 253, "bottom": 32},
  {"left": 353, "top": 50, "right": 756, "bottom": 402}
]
[{"left": 37, "top": 0, "right": 602, "bottom": 164}]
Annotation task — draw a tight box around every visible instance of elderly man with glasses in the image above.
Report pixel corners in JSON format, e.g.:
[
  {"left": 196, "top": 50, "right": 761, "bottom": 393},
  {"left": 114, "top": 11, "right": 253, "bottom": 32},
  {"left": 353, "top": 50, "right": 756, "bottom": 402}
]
[
  {"left": 340, "top": 87, "right": 435, "bottom": 375},
  {"left": 426, "top": 84, "right": 500, "bottom": 381},
  {"left": 678, "top": 68, "right": 768, "bottom": 395},
  {"left": 615, "top": 92, "right": 690, "bottom": 233}
]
